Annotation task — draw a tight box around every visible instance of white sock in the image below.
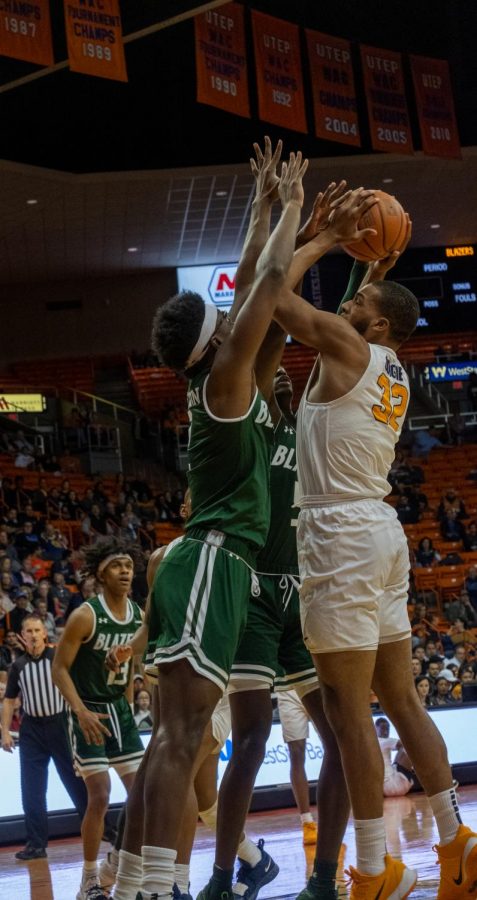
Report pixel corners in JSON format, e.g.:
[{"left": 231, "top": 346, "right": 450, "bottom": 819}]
[
  {"left": 236, "top": 837, "right": 261, "bottom": 867},
  {"left": 175, "top": 863, "right": 190, "bottom": 893},
  {"left": 199, "top": 800, "right": 217, "bottom": 831},
  {"left": 355, "top": 817, "right": 386, "bottom": 875},
  {"left": 82, "top": 860, "right": 98, "bottom": 887},
  {"left": 114, "top": 850, "right": 143, "bottom": 900},
  {"left": 300, "top": 812, "right": 314, "bottom": 825},
  {"left": 429, "top": 786, "right": 462, "bottom": 845},
  {"left": 142, "top": 845, "right": 176, "bottom": 897}
]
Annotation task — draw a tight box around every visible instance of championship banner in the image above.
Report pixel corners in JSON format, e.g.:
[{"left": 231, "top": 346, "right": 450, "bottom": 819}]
[
  {"left": 410, "top": 55, "right": 461, "bottom": 160},
  {"left": 195, "top": 3, "right": 250, "bottom": 118},
  {"left": 305, "top": 29, "right": 359, "bottom": 147},
  {"left": 360, "top": 44, "right": 413, "bottom": 154},
  {"left": 0, "top": 0, "right": 53, "bottom": 66},
  {"left": 251, "top": 10, "right": 307, "bottom": 133},
  {"left": 63, "top": 0, "right": 127, "bottom": 82}
]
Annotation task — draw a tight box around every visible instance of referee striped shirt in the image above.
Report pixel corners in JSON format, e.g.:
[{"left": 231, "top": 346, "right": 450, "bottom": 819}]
[{"left": 5, "top": 647, "right": 64, "bottom": 717}]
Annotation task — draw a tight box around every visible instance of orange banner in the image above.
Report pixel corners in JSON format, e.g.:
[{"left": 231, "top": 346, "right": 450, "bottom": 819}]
[
  {"left": 64, "top": 0, "right": 127, "bottom": 82},
  {"left": 251, "top": 10, "right": 306, "bottom": 133},
  {"left": 195, "top": 3, "right": 250, "bottom": 118},
  {"left": 305, "top": 29, "right": 360, "bottom": 147},
  {"left": 410, "top": 56, "right": 461, "bottom": 159},
  {"left": 360, "top": 44, "right": 413, "bottom": 154},
  {"left": 0, "top": 0, "right": 53, "bottom": 66}
]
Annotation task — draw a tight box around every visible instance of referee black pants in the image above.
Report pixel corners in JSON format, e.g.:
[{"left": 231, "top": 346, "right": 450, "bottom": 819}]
[{"left": 19, "top": 712, "right": 88, "bottom": 849}]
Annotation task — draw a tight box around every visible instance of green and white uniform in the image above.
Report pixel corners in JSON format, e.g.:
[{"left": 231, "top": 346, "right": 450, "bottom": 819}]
[
  {"left": 146, "top": 370, "right": 273, "bottom": 690},
  {"left": 231, "top": 416, "right": 317, "bottom": 693},
  {"left": 68, "top": 594, "right": 144, "bottom": 778}
]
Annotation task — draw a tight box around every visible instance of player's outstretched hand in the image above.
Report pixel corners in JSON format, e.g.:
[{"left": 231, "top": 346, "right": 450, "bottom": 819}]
[
  {"left": 278, "top": 151, "right": 308, "bottom": 209},
  {"left": 105, "top": 644, "right": 133, "bottom": 672},
  {"left": 77, "top": 706, "right": 111, "bottom": 745},
  {"left": 327, "top": 187, "right": 378, "bottom": 244},
  {"left": 250, "top": 135, "right": 283, "bottom": 204},
  {"left": 367, "top": 214, "right": 412, "bottom": 282},
  {"left": 296, "top": 180, "right": 348, "bottom": 246}
]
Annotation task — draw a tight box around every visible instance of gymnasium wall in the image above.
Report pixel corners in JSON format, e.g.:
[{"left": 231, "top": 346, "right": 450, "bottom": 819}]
[{"left": 1, "top": 270, "right": 177, "bottom": 363}]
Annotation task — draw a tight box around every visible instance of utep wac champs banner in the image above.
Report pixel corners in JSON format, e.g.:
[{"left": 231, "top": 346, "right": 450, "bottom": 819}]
[
  {"left": 305, "top": 29, "right": 359, "bottom": 147},
  {"left": 64, "top": 0, "right": 127, "bottom": 82},
  {"left": 360, "top": 44, "right": 413, "bottom": 154},
  {"left": 410, "top": 55, "right": 461, "bottom": 160},
  {"left": 251, "top": 9, "right": 306, "bottom": 133},
  {"left": 0, "top": 0, "right": 53, "bottom": 65},
  {"left": 195, "top": 3, "right": 250, "bottom": 118}
]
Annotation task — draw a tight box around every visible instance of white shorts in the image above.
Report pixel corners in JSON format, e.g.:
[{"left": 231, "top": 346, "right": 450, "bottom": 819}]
[
  {"left": 211, "top": 692, "right": 231, "bottom": 753},
  {"left": 384, "top": 767, "right": 413, "bottom": 797},
  {"left": 277, "top": 689, "right": 314, "bottom": 743},
  {"left": 298, "top": 499, "right": 411, "bottom": 654}
]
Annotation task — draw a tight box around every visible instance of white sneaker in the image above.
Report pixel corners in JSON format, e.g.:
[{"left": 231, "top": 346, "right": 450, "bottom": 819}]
[
  {"left": 76, "top": 882, "right": 110, "bottom": 900},
  {"left": 99, "top": 852, "right": 117, "bottom": 888}
]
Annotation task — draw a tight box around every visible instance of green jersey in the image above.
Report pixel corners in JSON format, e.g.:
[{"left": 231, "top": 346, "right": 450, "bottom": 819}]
[
  {"left": 186, "top": 370, "right": 273, "bottom": 560},
  {"left": 256, "top": 416, "right": 299, "bottom": 575},
  {"left": 70, "top": 594, "right": 143, "bottom": 703}
]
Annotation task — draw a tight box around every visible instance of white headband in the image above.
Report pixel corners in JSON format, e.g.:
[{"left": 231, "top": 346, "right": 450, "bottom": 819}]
[
  {"left": 97, "top": 553, "right": 133, "bottom": 577},
  {"left": 186, "top": 303, "right": 219, "bottom": 369}
]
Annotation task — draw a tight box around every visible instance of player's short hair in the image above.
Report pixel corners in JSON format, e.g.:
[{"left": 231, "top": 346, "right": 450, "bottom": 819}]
[
  {"left": 372, "top": 281, "right": 420, "bottom": 345},
  {"left": 375, "top": 717, "right": 389, "bottom": 728},
  {"left": 82, "top": 538, "right": 142, "bottom": 578},
  {"left": 151, "top": 291, "right": 206, "bottom": 371}
]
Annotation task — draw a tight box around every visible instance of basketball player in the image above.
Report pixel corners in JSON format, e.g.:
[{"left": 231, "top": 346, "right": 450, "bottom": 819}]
[
  {"left": 375, "top": 718, "right": 413, "bottom": 797},
  {"left": 270, "top": 228, "right": 477, "bottom": 898},
  {"left": 133, "top": 141, "right": 313, "bottom": 900},
  {"left": 52, "top": 539, "right": 144, "bottom": 900}
]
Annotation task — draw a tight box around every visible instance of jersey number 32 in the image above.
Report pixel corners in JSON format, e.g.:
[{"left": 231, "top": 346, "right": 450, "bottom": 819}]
[{"left": 372, "top": 373, "right": 409, "bottom": 433}]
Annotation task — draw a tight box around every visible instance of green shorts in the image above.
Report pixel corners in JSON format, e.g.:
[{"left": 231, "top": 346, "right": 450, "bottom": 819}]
[
  {"left": 145, "top": 535, "right": 254, "bottom": 691},
  {"left": 231, "top": 573, "right": 317, "bottom": 692},
  {"left": 68, "top": 694, "right": 144, "bottom": 779}
]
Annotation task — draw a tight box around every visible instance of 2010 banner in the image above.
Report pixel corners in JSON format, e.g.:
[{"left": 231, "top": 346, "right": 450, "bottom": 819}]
[
  {"left": 305, "top": 29, "right": 360, "bottom": 147},
  {"left": 0, "top": 0, "right": 53, "bottom": 66},
  {"left": 251, "top": 9, "right": 306, "bottom": 133},
  {"left": 63, "top": 0, "right": 127, "bottom": 82},
  {"left": 195, "top": 3, "right": 250, "bottom": 118},
  {"left": 410, "top": 55, "right": 461, "bottom": 160},
  {"left": 360, "top": 44, "right": 413, "bottom": 154}
]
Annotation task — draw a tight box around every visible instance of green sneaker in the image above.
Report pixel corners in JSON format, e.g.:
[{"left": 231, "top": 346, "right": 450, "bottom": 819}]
[
  {"left": 196, "top": 881, "right": 233, "bottom": 900},
  {"left": 296, "top": 876, "right": 338, "bottom": 900}
]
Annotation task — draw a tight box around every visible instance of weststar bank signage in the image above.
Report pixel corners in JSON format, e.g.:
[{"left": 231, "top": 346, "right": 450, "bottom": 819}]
[{"left": 424, "top": 361, "right": 477, "bottom": 382}]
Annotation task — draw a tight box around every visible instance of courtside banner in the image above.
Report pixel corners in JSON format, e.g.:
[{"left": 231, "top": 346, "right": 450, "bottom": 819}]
[
  {"left": 251, "top": 10, "right": 306, "bottom": 133},
  {"left": 0, "top": 0, "right": 53, "bottom": 66},
  {"left": 305, "top": 29, "right": 360, "bottom": 147},
  {"left": 360, "top": 44, "right": 413, "bottom": 154},
  {"left": 410, "top": 55, "right": 461, "bottom": 160},
  {"left": 195, "top": 3, "right": 250, "bottom": 118},
  {"left": 64, "top": 0, "right": 127, "bottom": 82}
]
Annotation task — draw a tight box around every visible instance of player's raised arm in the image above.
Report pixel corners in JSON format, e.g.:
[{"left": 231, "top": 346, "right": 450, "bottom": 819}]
[
  {"left": 207, "top": 151, "right": 308, "bottom": 419},
  {"left": 230, "top": 136, "right": 282, "bottom": 318}
]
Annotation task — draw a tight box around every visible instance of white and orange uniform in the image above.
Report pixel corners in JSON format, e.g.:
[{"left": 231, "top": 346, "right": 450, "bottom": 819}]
[{"left": 297, "top": 343, "right": 412, "bottom": 653}]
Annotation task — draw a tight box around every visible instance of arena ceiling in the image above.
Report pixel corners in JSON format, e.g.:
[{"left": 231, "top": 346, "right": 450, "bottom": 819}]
[{"left": 0, "top": 0, "right": 475, "bottom": 283}]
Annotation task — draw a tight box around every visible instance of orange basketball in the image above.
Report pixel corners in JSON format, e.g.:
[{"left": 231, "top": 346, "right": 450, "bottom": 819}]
[{"left": 342, "top": 189, "right": 408, "bottom": 262}]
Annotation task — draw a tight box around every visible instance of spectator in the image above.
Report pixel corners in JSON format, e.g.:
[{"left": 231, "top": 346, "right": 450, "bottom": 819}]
[
  {"left": 431, "top": 670, "right": 459, "bottom": 706},
  {"left": 466, "top": 566, "right": 477, "bottom": 610},
  {"left": 440, "top": 509, "right": 466, "bottom": 543},
  {"left": 0, "top": 629, "right": 24, "bottom": 669},
  {"left": 51, "top": 551, "right": 77, "bottom": 585},
  {"left": 415, "top": 675, "right": 432, "bottom": 708},
  {"left": 446, "top": 592, "right": 477, "bottom": 627},
  {"left": 396, "top": 495, "right": 419, "bottom": 526},
  {"left": 41, "top": 523, "right": 68, "bottom": 562},
  {"left": 438, "top": 488, "right": 467, "bottom": 521},
  {"left": 411, "top": 657, "right": 423, "bottom": 677},
  {"left": 448, "top": 616, "right": 477, "bottom": 647},
  {"left": 459, "top": 664, "right": 476, "bottom": 685},
  {"left": 446, "top": 643, "right": 468, "bottom": 669},
  {"left": 31, "top": 477, "right": 49, "bottom": 514},
  {"left": 439, "top": 549, "right": 464, "bottom": 566},
  {"left": 134, "top": 689, "right": 153, "bottom": 731},
  {"left": 410, "top": 601, "right": 429, "bottom": 628},
  {"left": 375, "top": 718, "right": 413, "bottom": 797},
  {"left": 51, "top": 573, "right": 72, "bottom": 622},
  {"left": 63, "top": 575, "right": 96, "bottom": 622},
  {"left": 416, "top": 538, "right": 441, "bottom": 566},
  {"left": 0, "top": 590, "right": 33, "bottom": 634},
  {"left": 15, "top": 521, "right": 41, "bottom": 561},
  {"left": 35, "top": 599, "right": 57, "bottom": 642},
  {"left": 446, "top": 413, "right": 465, "bottom": 446},
  {"left": 464, "top": 522, "right": 477, "bottom": 552},
  {"left": 427, "top": 655, "right": 445, "bottom": 681},
  {"left": 411, "top": 428, "right": 443, "bottom": 457}
]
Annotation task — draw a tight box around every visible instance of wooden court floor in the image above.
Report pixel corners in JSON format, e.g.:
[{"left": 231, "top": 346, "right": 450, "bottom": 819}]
[{"left": 3, "top": 785, "right": 477, "bottom": 899}]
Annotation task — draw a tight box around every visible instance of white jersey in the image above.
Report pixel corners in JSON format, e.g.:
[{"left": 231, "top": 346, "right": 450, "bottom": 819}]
[{"left": 297, "top": 343, "right": 409, "bottom": 506}]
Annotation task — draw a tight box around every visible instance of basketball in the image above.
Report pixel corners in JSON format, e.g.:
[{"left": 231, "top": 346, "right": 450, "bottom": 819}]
[{"left": 342, "top": 189, "right": 408, "bottom": 262}]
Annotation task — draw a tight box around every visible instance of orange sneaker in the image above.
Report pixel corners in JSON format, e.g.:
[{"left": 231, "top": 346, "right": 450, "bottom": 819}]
[
  {"left": 303, "top": 821, "right": 318, "bottom": 846},
  {"left": 436, "top": 824, "right": 477, "bottom": 899},
  {"left": 345, "top": 854, "right": 417, "bottom": 899}
]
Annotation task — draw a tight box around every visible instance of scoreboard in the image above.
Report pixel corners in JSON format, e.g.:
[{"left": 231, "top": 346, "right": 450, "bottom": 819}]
[{"left": 305, "top": 244, "right": 477, "bottom": 334}]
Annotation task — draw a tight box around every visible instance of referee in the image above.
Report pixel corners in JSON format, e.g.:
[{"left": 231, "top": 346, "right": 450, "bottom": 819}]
[{"left": 1, "top": 612, "right": 88, "bottom": 859}]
